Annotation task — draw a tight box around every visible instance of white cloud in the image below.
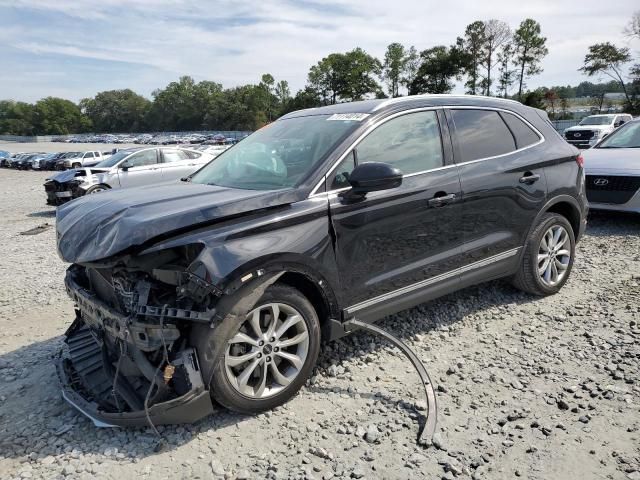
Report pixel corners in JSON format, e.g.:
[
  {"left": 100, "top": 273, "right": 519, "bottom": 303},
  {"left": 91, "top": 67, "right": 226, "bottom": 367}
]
[{"left": 0, "top": 0, "right": 638, "bottom": 101}]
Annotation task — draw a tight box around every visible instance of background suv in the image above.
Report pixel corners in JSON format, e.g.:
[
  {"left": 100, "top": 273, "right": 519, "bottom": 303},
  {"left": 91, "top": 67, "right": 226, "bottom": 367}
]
[
  {"left": 564, "top": 114, "right": 633, "bottom": 148},
  {"left": 54, "top": 95, "right": 587, "bottom": 427}
]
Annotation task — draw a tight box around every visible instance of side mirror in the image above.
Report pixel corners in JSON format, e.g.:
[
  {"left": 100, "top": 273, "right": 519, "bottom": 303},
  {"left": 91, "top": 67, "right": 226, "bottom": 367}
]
[
  {"left": 120, "top": 160, "right": 132, "bottom": 171},
  {"left": 346, "top": 162, "right": 402, "bottom": 196}
]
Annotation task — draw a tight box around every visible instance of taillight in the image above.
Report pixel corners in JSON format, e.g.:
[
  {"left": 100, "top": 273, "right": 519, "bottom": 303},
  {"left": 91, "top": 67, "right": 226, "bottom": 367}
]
[{"left": 575, "top": 154, "right": 584, "bottom": 167}]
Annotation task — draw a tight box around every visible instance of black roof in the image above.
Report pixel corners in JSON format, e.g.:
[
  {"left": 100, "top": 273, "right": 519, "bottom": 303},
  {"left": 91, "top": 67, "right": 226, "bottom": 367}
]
[{"left": 281, "top": 94, "right": 529, "bottom": 119}]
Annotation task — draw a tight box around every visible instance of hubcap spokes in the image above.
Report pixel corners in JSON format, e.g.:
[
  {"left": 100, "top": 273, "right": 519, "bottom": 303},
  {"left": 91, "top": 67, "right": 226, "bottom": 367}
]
[
  {"left": 537, "top": 225, "right": 571, "bottom": 287},
  {"left": 225, "top": 303, "right": 309, "bottom": 399}
]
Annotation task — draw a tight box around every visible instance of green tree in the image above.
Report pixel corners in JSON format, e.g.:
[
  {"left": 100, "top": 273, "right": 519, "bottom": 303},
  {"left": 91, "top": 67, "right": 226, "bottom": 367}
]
[
  {"left": 259, "top": 73, "right": 276, "bottom": 121},
  {"left": 274, "top": 80, "right": 291, "bottom": 109},
  {"left": 80, "top": 89, "right": 150, "bottom": 133},
  {"left": 461, "top": 21, "right": 486, "bottom": 94},
  {"left": 382, "top": 42, "right": 406, "bottom": 97},
  {"left": 579, "top": 42, "right": 633, "bottom": 105},
  {"left": 33, "top": 97, "right": 89, "bottom": 135},
  {"left": 307, "top": 48, "right": 381, "bottom": 103},
  {"left": 0, "top": 101, "right": 37, "bottom": 135},
  {"left": 409, "top": 45, "right": 465, "bottom": 95},
  {"left": 513, "top": 19, "right": 548, "bottom": 99},
  {"left": 400, "top": 46, "right": 420, "bottom": 92},
  {"left": 480, "top": 19, "right": 511, "bottom": 95},
  {"left": 496, "top": 43, "right": 516, "bottom": 97}
]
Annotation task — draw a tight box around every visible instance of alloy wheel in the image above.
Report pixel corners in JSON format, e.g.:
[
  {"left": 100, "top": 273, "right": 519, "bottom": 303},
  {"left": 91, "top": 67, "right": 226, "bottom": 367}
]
[
  {"left": 224, "top": 302, "right": 309, "bottom": 399},
  {"left": 537, "top": 225, "right": 571, "bottom": 287},
  {"left": 88, "top": 187, "right": 107, "bottom": 194}
]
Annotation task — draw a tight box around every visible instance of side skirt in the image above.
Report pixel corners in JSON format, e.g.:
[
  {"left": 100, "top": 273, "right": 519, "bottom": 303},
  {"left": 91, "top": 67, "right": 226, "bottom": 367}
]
[{"left": 338, "top": 248, "right": 521, "bottom": 328}]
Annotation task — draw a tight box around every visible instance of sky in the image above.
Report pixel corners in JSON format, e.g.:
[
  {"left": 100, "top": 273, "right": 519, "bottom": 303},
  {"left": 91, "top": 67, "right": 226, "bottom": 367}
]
[{"left": 0, "top": 0, "right": 638, "bottom": 103}]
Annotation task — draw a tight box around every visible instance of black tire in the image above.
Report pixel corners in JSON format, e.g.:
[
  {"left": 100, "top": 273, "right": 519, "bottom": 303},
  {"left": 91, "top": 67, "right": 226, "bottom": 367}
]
[
  {"left": 85, "top": 184, "right": 109, "bottom": 194},
  {"left": 512, "top": 212, "right": 576, "bottom": 296},
  {"left": 206, "top": 284, "right": 321, "bottom": 414},
  {"left": 72, "top": 162, "right": 81, "bottom": 169}
]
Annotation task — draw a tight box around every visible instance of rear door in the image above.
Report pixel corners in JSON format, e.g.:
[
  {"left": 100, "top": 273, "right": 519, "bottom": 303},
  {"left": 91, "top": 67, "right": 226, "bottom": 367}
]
[
  {"left": 117, "top": 149, "right": 162, "bottom": 188},
  {"left": 327, "top": 109, "right": 464, "bottom": 319},
  {"left": 447, "top": 107, "right": 547, "bottom": 270}
]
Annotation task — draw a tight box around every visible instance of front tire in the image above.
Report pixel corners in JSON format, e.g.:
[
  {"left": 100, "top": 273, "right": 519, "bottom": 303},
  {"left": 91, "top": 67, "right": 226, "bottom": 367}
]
[
  {"left": 85, "top": 184, "right": 109, "bottom": 195},
  {"left": 512, "top": 213, "right": 576, "bottom": 296},
  {"left": 207, "top": 284, "right": 320, "bottom": 414}
]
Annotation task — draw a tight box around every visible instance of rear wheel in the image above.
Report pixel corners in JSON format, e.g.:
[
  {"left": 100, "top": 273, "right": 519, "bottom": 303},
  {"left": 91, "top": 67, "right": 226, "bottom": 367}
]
[
  {"left": 207, "top": 284, "right": 320, "bottom": 414},
  {"left": 512, "top": 213, "right": 575, "bottom": 295}
]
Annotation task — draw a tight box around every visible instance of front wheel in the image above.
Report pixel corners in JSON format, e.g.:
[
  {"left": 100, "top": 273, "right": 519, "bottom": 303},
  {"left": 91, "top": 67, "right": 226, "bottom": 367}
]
[
  {"left": 85, "top": 185, "right": 109, "bottom": 195},
  {"left": 207, "top": 284, "right": 320, "bottom": 414},
  {"left": 512, "top": 213, "right": 576, "bottom": 296}
]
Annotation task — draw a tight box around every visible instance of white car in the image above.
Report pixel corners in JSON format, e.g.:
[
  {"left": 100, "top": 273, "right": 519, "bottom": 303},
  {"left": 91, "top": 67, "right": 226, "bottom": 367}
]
[
  {"left": 582, "top": 119, "right": 640, "bottom": 214},
  {"left": 44, "top": 146, "right": 213, "bottom": 205},
  {"left": 564, "top": 114, "right": 633, "bottom": 149}
]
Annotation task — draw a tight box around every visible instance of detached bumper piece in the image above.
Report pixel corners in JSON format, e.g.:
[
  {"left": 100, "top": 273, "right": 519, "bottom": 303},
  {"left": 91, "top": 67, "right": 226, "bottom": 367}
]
[{"left": 56, "top": 325, "right": 214, "bottom": 427}]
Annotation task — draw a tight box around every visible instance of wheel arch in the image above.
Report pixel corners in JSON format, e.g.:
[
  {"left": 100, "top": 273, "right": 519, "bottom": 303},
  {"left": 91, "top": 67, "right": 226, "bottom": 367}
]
[{"left": 218, "top": 260, "right": 341, "bottom": 341}]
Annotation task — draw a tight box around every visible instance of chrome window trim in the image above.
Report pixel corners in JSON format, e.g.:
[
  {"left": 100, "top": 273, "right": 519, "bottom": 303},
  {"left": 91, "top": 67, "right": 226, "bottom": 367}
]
[
  {"left": 309, "top": 106, "right": 545, "bottom": 198},
  {"left": 344, "top": 248, "right": 520, "bottom": 315}
]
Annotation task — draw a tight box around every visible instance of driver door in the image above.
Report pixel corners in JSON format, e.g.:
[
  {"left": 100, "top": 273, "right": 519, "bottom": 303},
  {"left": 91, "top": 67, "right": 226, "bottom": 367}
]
[
  {"left": 117, "top": 149, "right": 161, "bottom": 188},
  {"left": 327, "top": 109, "right": 464, "bottom": 321}
]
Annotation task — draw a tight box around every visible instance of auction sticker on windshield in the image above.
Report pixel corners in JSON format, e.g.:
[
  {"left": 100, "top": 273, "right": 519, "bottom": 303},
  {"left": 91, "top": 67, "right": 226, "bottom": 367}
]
[{"left": 326, "top": 113, "right": 370, "bottom": 121}]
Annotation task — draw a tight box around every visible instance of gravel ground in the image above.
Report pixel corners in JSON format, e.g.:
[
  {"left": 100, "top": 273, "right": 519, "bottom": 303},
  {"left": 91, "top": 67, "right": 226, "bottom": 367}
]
[{"left": 0, "top": 168, "right": 638, "bottom": 480}]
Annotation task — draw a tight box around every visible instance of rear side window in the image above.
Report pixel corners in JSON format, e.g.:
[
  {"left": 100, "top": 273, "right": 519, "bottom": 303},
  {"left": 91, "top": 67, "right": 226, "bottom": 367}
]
[
  {"left": 184, "top": 150, "right": 201, "bottom": 159},
  {"left": 500, "top": 112, "right": 540, "bottom": 149},
  {"left": 162, "top": 149, "right": 189, "bottom": 163},
  {"left": 450, "top": 109, "right": 516, "bottom": 162}
]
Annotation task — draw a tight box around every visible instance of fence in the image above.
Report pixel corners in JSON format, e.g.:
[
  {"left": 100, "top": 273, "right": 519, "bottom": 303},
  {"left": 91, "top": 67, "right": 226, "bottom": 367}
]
[
  {"left": 0, "top": 131, "right": 253, "bottom": 143},
  {"left": 550, "top": 120, "right": 579, "bottom": 133}
]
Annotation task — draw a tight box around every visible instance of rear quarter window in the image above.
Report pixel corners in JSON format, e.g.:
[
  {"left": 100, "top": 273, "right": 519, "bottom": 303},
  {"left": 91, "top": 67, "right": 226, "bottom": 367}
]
[
  {"left": 500, "top": 112, "right": 541, "bottom": 149},
  {"left": 450, "top": 109, "right": 516, "bottom": 162}
]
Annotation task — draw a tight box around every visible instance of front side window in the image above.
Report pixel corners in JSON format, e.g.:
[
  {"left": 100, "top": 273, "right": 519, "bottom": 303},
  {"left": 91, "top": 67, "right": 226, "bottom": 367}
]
[
  {"left": 85, "top": 152, "right": 94, "bottom": 158},
  {"left": 330, "top": 151, "right": 356, "bottom": 190},
  {"left": 451, "top": 109, "right": 516, "bottom": 162},
  {"left": 127, "top": 150, "right": 158, "bottom": 167},
  {"left": 356, "top": 111, "right": 444, "bottom": 174},
  {"left": 191, "top": 115, "right": 360, "bottom": 190}
]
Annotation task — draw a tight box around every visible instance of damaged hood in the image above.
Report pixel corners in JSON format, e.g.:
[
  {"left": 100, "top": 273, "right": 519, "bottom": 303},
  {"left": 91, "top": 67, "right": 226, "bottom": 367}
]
[
  {"left": 47, "top": 168, "right": 109, "bottom": 183},
  {"left": 56, "top": 182, "right": 299, "bottom": 264}
]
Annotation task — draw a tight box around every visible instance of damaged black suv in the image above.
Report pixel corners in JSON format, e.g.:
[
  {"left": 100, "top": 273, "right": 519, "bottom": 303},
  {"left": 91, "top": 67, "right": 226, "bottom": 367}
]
[{"left": 56, "top": 95, "right": 587, "bottom": 427}]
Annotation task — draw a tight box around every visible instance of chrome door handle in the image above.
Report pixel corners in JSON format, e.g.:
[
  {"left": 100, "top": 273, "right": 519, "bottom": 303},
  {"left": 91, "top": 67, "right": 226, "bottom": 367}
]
[
  {"left": 519, "top": 173, "right": 540, "bottom": 185},
  {"left": 427, "top": 193, "right": 456, "bottom": 207}
]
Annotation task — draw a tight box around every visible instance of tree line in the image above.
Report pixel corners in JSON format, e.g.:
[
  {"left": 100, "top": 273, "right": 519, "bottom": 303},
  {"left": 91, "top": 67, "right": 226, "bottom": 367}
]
[{"left": 1, "top": 14, "right": 638, "bottom": 136}]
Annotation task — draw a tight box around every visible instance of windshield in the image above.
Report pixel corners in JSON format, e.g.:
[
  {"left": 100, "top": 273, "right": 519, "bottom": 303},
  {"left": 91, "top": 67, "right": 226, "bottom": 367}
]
[
  {"left": 66, "top": 152, "right": 82, "bottom": 158},
  {"left": 191, "top": 115, "right": 362, "bottom": 190},
  {"left": 579, "top": 116, "right": 615, "bottom": 126},
  {"left": 596, "top": 121, "right": 640, "bottom": 149},
  {"left": 94, "top": 150, "right": 133, "bottom": 168}
]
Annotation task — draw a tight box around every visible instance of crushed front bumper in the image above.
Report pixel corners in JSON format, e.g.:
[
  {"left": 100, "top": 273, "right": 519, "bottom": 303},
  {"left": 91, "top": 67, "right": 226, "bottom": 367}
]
[
  {"left": 56, "top": 324, "right": 215, "bottom": 428},
  {"left": 56, "top": 269, "right": 216, "bottom": 428}
]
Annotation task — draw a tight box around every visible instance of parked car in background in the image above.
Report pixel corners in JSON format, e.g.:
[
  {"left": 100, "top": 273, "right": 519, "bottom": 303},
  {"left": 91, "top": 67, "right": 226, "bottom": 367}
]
[
  {"left": 564, "top": 114, "right": 633, "bottom": 148},
  {"left": 53, "top": 95, "right": 587, "bottom": 427},
  {"left": 44, "top": 146, "right": 213, "bottom": 205},
  {"left": 31, "top": 153, "right": 59, "bottom": 170},
  {"left": 583, "top": 118, "right": 640, "bottom": 214},
  {"left": 56, "top": 151, "right": 108, "bottom": 170},
  {"left": 15, "top": 153, "right": 45, "bottom": 170}
]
